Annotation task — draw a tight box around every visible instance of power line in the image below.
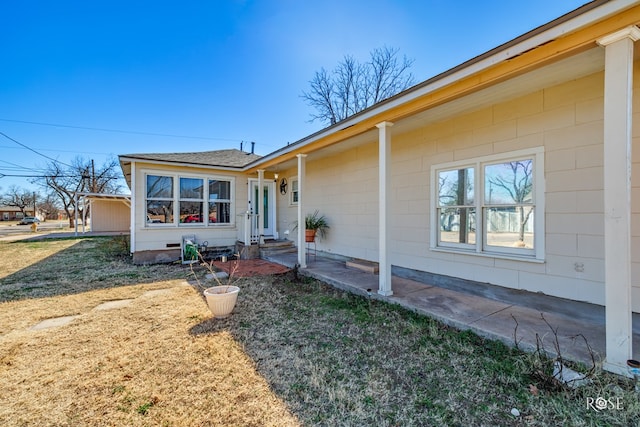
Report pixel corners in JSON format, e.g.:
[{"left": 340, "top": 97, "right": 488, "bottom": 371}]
[
  {"left": 0, "top": 131, "right": 73, "bottom": 168},
  {"left": 0, "top": 144, "right": 111, "bottom": 156},
  {"left": 0, "top": 118, "right": 246, "bottom": 142},
  {"left": 0, "top": 172, "right": 124, "bottom": 180},
  {"left": 0, "top": 159, "right": 45, "bottom": 172},
  {"left": 0, "top": 173, "right": 77, "bottom": 178},
  {"left": 0, "top": 167, "right": 45, "bottom": 173}
]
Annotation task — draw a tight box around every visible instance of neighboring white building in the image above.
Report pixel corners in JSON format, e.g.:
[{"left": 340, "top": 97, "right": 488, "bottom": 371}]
[{"left": 75, "top": 193, "right": 131, "bottom": 233}]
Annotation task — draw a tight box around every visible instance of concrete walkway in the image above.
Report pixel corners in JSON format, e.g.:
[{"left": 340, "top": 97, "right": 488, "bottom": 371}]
[
  {"left": 264, "top": 251, "right": 640, "bottom": 369},
  {"left": 0, "top": 230, "right": 128, "bottom": 242}
]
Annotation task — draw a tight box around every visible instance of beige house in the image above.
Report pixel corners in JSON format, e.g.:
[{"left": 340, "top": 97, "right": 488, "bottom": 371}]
[{"left": 120, "top": 0, "right": 640, "bottom": 374}]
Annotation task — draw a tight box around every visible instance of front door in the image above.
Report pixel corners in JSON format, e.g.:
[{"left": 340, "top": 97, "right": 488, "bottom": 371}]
[{"left": 249, "top": 180, "right": 276, "bottom": 238}]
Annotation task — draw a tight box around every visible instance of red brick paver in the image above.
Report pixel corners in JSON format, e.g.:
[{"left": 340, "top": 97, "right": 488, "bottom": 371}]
[{"left": 212, "top": 259, "right": 290, "bottom": 278}]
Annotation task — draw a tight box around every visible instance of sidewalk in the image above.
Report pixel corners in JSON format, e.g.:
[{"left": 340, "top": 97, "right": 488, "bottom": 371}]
[
  {"left": 263, "top": 251, "right": 640, "bottom": 369},
  {"left": 0, "top": 230, "right": 128, "bottom": 242}
]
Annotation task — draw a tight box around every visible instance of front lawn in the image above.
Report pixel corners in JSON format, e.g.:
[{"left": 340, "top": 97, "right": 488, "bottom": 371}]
[{"left": 0, "top": 237, "right": 637, "bottom": 426}]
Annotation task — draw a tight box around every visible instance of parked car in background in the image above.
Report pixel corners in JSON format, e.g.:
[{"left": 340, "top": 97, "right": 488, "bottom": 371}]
[
  {"left": 183, "top": 214, "right": 202, "bottom": 223},
  {"left": 18, "top": 217, "right": 40, "bottom": 225}
]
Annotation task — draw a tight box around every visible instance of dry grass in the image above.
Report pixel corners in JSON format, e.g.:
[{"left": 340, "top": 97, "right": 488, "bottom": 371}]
[
  {"left": 0, "top": 237, "right": 185, "bottom": 302},
  {"left": 1, "top": 236, "right": 639, "bottom": 426},
  {"left": 199, "top": 276, "right": 640, "bottom": 426},
  {"left": 0, "top": 279, "right": 299, "bottom": 426}
]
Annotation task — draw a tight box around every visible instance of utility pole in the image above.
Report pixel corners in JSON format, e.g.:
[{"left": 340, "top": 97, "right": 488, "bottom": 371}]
[{"left": 91, "top": 159, "right": 96, "bottom": 193}]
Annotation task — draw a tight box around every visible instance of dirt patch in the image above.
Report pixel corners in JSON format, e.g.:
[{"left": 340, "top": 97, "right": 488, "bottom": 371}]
[{"left": 211, "top": 259, "right": 290, "bottom": 277}]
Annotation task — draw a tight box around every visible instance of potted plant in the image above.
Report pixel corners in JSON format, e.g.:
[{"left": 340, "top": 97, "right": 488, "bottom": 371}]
[
  {"left": 294, "top": 210, "right": 330, "bottom": 242},
  {"left": 190, "top": 252, "right": 241, "bottom": 319}
]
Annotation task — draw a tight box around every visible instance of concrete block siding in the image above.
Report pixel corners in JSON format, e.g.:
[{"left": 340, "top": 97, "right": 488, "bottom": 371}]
[{"left": 277, "top": 68, "right": 640, "bottom": 311}]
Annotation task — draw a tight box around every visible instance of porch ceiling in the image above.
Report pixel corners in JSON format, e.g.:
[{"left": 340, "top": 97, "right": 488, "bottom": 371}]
[
  {"left": 391, "top": 46, "right": 606, "bottom": 135},
  {"left": 263, "top": 46, "right": 608, "bottom": 173}
]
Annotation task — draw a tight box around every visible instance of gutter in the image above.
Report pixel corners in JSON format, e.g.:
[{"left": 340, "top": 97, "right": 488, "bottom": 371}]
[{"left": 118, "top": 156, "right": 253, "bottom": 172}]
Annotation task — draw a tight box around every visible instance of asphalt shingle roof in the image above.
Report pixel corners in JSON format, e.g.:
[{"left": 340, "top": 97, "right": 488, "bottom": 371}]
[{"left": 120, "top": 149, "right": 261, "bottom": 168}]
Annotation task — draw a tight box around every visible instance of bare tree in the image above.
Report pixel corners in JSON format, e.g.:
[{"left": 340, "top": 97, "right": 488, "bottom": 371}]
[
  {"left": 488, "top": 161, "right": 533, "bottom": 243},
  {"left": 0, "top": 185, "right": 36, "bottom": 217},
  {"left": 38, "top": 193, "right": 61, "bottom": 220},
  {"left": 438, "top": 169, "right": 474, "bottom": 241},
  {"left": 302, "top": 46, "right": 415, "bottom": 126},
  {"left": 34, "top": 157, "right": 124, "bottom": 227}
]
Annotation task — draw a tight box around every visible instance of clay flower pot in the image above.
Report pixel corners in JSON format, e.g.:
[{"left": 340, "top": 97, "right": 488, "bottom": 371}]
[
  {"left": 203, "top": 286, "right": 240, "bottom": 318},
  {"left": 305, "top": 229, "right": 316, "bottom": 242}
]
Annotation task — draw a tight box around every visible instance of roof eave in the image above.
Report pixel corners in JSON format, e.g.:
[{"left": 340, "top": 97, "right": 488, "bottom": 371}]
[{"left": 118, "top": 155, "right": 251, "bottom": 171}]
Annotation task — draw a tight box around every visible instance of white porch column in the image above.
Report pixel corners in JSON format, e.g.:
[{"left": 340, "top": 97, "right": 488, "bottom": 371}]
[
  {"left": 74, "top": 193, "right": 79, "bottom": 236},
  {"left": 598, "top": 26, "right": 640, "bottom": 375},
  {"left": 297, "top": 154, "right": 307, "bottom": 268},
  {"left": 257, "top": 169, "right": 265, "bottom": 244},
  {"left": 130, "top": 162, "right": 136, "bottom": 253},
  {"left": 377, "top": 121, "right": 393, "bottom": 296}
]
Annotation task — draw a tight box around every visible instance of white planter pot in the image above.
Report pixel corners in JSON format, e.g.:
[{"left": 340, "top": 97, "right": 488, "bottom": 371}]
[{"left": 203, "top": 286, "right": 240, "bottom": 318}]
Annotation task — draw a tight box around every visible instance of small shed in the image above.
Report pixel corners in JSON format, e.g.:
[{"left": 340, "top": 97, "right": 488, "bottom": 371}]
[{"left": 75, "top": 193, "right": 131, "bottom": 233}]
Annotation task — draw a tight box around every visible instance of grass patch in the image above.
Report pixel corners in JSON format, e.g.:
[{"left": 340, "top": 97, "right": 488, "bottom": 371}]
[
  {"left": 0, "top": 236, "right": 638, "bottom": 425},
  {"left": 197, "top": 274, "right": 640, "bottom": 426},
  {"left": 0, "top": 236, "right": 186, "bottom": 302}
]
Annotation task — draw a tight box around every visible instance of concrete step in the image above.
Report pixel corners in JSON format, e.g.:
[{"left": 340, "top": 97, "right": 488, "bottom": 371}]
[
  {"left": 259, "top": 239, "right": 296, "bottom": 258},
  {"left": 261, "top": 239, "right": 295, "bottom": 248},
  {"left": 346, "top": 259, "right": 379, "bottom": 274}
]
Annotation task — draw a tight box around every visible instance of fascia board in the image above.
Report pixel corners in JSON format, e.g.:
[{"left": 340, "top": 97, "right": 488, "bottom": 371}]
[{"left": 118, "top": 156, "right": 246, "bottom": 172}]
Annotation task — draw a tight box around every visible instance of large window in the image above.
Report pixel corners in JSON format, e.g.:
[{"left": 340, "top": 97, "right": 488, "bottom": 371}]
[
  {"left": 146, "top": 175, "right": 174, "bottom": 224},
  {"left": 180, "top": 177, "right": 204, "bottom": 224},
  {"left": 437, "top": 167, "right": 475, "bottom": 247},
  {"left": 484, "top": 161, "right": 534, "bottom": 251},
  {"left": 208, "top": 179, "right": 231, "bottom": 224},
  {"left": 145, "top": 172, "right": 234, "bottom": 227},
  {"left": 431, "top": 148, "right": 544, "bottom": 260}
]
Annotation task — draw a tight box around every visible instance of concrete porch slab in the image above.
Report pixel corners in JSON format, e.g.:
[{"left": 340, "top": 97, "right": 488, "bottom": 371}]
[
  {"left": 263, "top": 250, "right": 640, "bottom": 367},
  {"left": 470, "top": 305, "right": 610, "bottom": 363},
  {"left": 390, "top": 285, "right": 513, "bottom": 328}
]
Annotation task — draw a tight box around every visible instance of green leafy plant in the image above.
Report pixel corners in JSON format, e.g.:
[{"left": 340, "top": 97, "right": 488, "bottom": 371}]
[{"left": 294, "top": 210, "right": 330, "bottom": 239}]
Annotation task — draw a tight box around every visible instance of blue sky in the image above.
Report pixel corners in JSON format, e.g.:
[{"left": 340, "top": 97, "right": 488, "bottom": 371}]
[{"left": 1, "top": 0, "right": 588, "bottom": 193}]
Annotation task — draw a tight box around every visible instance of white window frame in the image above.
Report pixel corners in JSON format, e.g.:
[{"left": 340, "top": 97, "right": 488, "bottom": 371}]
[
  {"left": 430, "top": 147, "right": 545, "bottom": 262},
  {"left": 207, "top": 178, "right": 233, "bottom": 225},
  {"left": 179, "top": 176, "right": 205, "bottom": 225},
  {"left": 145, "top": 174, "right": 174, "bottom": 227},
  {"left": 290, "top": 177, "right": 299, "bottom": 205},
  {"left": 143, "top": 169, "right": 236, "bottom": 228}
]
